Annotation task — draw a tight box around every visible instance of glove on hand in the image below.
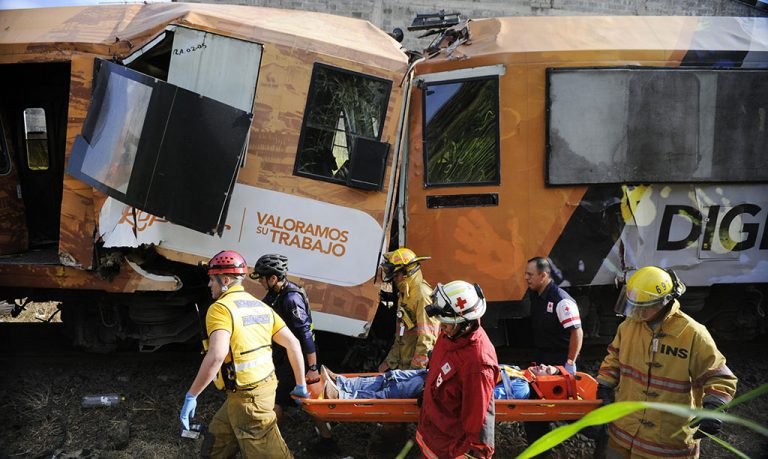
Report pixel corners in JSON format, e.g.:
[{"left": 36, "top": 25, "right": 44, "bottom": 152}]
[
  {"left": 291, "top": 384, "right": 310, "bottom": 405},
  {"left": 180, "top": 393, "right": 197, "bottom": 430},
  {"left": 596, "top": 383, "right": 615, "bottom": 405},
  {"left": 564, "top": 361, "right": 577, "bottom": 375},
  {"left": 692, "top": 402, "right": 723, "bottom": 439}
]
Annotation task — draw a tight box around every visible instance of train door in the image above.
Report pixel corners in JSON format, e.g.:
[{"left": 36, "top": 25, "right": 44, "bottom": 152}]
[{"left": 0, "top": 63, "right": 70, "bottom": 251}]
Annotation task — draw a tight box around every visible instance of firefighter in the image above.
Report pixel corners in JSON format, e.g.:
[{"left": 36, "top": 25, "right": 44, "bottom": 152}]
[
  {"left": 251, "top": 253, "right": 336, "bottom": 454},
  {"left": 597, "top": 266, "right": 737, "bottom": 458},
  {"left": 416, "top": 280, "right": 499, "bottom": 459},
  {"left": 180, "top": 250, "right": 308, "bottom": 458},
  {"left": 378, "top": 247, "right": 440, "bottom": 372},
  {"left": 374, "top": 247, "right": 441, "bottom": 455}
]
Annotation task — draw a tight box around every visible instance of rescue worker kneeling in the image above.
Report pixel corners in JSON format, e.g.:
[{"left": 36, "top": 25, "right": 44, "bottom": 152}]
[
  {"left": 416, "top": 280, "right": 499, "bottom": 459},
  {"left": 180, "top": 250, "right": 308, "bottom": 458}
]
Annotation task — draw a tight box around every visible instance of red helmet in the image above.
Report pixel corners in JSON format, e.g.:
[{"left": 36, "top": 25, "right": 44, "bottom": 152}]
[{"left": 207, "top": 250, "right": 249, "bottom": 275}]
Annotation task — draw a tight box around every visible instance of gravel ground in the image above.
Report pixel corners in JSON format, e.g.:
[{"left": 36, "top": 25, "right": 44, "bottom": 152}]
[{"left": 1, "top": 305, "right": 766, "bottom": 458}]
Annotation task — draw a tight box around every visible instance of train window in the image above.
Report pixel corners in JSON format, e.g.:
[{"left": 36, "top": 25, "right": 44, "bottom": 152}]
[
  {"left": 81, "top": 72, "right": 150, "bottom": 194},
  {"left": 422, "top": 77, "right": 500, "bottom": 187},
  {"left": 547, "top": 68, "right": 768, "bottom": 184},
  {"left": 68, "top": 59, "right": 251, "bottom": 235},
  {"left": 23, "top": 108, "right": 49, "bottom": 171},
  {"left": 0, "top": 118, "right": 9, "bottom": 175},
  {"left": 294, "top": 64, "right": 391, "bottom": 184}
]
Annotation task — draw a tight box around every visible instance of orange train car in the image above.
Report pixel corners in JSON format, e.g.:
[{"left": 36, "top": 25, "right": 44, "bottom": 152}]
[
  {"left": 399, "top": 16, "right": 768, "bottom": 343},
  {"left": 0, "top": 6, "right": 766, "bottom": 351},
  {"left": 0, "top": 3, "right": 408, "bottom": 350}
]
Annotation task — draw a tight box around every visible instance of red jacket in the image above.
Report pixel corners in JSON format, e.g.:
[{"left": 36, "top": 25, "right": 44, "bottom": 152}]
[{"left": 416, "top": 324, "right": 499, "bottom": 458}]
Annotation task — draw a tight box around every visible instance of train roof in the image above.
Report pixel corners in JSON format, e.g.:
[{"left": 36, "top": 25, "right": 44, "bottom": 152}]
[
  {"left": 0, "top": 3, "right": 408, "bottom": 70},
  {"left": 425, "top": 16, "right": 768, "bottom": 64}
]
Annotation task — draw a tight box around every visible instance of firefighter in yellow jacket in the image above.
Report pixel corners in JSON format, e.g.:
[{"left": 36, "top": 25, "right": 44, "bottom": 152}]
[
  {"left": 597, "top": 266, "right": 737, "bottom": 458},
  {"left": 180, "top": 250, "right": 308, "bottom": 458},
  {"left": 378, "top": 248, "right": 440, "bottom": 372}
]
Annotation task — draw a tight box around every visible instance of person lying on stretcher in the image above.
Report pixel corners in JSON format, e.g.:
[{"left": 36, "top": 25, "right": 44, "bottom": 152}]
[{"left": 318, "top": 364, "right": 562, "bottom": 400}]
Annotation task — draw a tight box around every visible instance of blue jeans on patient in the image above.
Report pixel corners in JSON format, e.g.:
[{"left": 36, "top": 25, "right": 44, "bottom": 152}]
[
  {"left": 335, "top": 368, "right": 530, "bottom": 400},
  {"left": 336, "top": 369, "right": 427, "bottom": 399}
]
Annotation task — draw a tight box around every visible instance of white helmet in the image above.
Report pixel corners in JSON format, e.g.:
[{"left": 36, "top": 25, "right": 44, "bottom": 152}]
[{"left": 427, "top": 280, "right": 487, "bottom": 324}]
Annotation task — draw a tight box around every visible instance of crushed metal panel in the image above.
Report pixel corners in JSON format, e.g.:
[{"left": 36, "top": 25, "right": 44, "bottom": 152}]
[
  {"left": 167, "top": 26, "right": 262, "bottom": 113},
  {"left": 67, "top": 59, "right": 251, "bottom": 235}
]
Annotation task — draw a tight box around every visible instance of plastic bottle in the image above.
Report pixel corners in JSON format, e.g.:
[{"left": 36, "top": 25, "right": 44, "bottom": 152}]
[{"left": 81, "top": 393, "right": 125, "bottom": 407}]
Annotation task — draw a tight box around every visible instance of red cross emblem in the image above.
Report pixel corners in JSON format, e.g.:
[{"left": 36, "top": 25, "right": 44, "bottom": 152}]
[
  {"left": 456, "top": 296, "right": 467, "bottom": 310},
  {"left": 564, "top": 306, "right": 570, "bottom": 312}
]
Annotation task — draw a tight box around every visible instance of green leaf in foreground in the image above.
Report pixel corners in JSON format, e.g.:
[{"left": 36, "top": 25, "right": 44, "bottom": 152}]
[{"left": 517, "top": 391, "right": 768, "bottom": 459}]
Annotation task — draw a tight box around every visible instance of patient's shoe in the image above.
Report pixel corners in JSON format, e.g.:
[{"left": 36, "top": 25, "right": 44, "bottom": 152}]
[
  {"left": 320, "top": 365, "right": 338, "bottom": 383},
  {"left": 321, "top": 366, "right": 340, "bottom": 399}
]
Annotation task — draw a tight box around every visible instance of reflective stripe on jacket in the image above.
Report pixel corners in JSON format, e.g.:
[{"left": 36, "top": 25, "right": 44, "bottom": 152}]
[
  {"left": 385, "top": 269, "right": 440, "bottom": 369},
  {"left": 207, "top": 286, "right": 284, "bottom": 389},
  {"left": 597, "top": 300, "right": 737, "bottom": 458}
]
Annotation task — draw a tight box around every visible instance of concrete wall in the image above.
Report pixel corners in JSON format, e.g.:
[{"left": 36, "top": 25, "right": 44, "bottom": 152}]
[{"left": 193, "top": 0, "right": 767, "bottom": 50}]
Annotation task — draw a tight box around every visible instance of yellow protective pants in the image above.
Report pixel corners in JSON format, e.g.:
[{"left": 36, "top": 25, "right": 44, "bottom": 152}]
[{"left": 203, "top": 374, "right": 293, "bottom": 458}]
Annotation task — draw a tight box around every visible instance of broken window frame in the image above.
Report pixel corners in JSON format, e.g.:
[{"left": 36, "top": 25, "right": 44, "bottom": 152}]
[
  {"left": 422, "top": 76, "right": 501, "bottom": 188},
  {"left": 294, "top": 63, "right": 392, "bottom": 186},
  {"left": 123, "top": 25, "right": 264, "bottom": 174},
  {"left": 67, "top": 59, "right": 251, "bottom": 235}
]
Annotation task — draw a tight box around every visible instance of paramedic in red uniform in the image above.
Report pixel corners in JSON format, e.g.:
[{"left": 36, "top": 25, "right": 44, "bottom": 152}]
[
  {"left": 416, "top": 280, "right": 499, "bottom": 459},
  {"left": 524, "top": 256, "right": 583, "bottom": 448}
]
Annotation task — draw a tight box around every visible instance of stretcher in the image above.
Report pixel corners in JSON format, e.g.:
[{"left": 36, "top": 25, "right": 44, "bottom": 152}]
[{"left": 298, "top": 371, "right": 602, "bottom": 423}]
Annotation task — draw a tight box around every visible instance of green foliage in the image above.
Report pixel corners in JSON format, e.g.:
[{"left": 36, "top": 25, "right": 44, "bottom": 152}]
[
  {"left": 298, "top": 65, "right": 390, "bottom": 177},
  {"left": 425, "top": 78, "right": 499, "bottom": 185},
  {"left": 306, "top": 67, "right": 388, "bottom": 138},
  {"left": 518, "top": 384, "right": 768, "bottom": 459}
]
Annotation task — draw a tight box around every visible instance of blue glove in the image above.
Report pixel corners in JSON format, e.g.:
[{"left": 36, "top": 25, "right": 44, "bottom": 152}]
[
  {"left": 180, "top": 393, "right": 197, "bottom": 430},
  {"left": 290, "top": 384, "right": 310, "bottom": 405},
  {"left": 564, "top": 361, "right": 577, "bottom": 375}
]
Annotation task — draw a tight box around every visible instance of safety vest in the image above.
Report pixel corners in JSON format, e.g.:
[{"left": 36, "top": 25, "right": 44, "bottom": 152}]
[{"left": 207, "top": 287, "right": 280, "bottom": 390}]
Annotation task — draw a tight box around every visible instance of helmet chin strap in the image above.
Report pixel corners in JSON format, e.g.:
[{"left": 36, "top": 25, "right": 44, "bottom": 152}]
[
  {"left": 445, "top": 320, "right": 476, "bottom": 340},
  {"left": 401, "top": 263, "right": 421, "bottom": 278},
  {"left": 647, "top": 301, "right": 673, "bottom": 323},
  {"left": 215, "top": 275, "right": 229, "bottom": 295},
  {"left": 269, "top": 277, "right": 284, "bottom": 294}
]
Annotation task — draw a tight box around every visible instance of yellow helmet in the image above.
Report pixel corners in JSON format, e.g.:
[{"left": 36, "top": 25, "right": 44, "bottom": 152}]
[
  {"left": 380, "top": 247, "right": 430, "bottom": 281},
  {"left": 615, "top": 266, "right": 686, "bottom": 321}
]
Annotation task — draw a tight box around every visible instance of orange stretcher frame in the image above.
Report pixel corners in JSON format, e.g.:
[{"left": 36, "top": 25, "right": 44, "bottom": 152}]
[{"left": 298, "top": 372, "right": 602, "bottom": 423}]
